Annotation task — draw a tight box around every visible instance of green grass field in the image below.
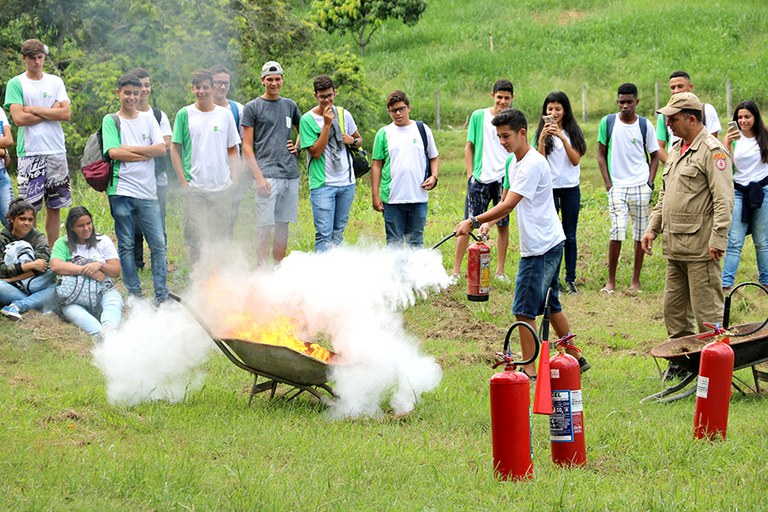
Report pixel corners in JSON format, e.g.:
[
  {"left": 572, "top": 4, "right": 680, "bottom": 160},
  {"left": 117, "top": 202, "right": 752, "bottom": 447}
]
[{"left": 4, "top": 1, "right": 768, "bottom": 509}]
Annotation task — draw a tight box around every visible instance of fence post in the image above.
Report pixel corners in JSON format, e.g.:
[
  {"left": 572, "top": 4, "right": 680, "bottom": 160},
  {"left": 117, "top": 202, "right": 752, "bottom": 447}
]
[
  {"left": 655, "top": 81, "right": 659, "bottom": 111},
  {"left": 581, "top": 84, "right": 587, "bottom": 123},
  {"left": 489, "top": 31, "right": 493, "bottom": 52},
  {"left": 435, "top": 90, "right": 441, "bottom": 131},
  {"left": 726, "top": 79, "right": 732, "bottom": 117}
]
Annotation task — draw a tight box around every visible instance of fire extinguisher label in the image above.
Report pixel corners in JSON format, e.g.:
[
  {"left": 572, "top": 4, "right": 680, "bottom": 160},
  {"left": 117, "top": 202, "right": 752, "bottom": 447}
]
[
  {"left": 571, "top": 389, "right": 583, "bottom": 413},
  {"left": 696, "top": 375, "right": 709, "bottom": 399},
  {"left": 550, "top": 390, "right": 574, "bottom": 442},
  {"left": 480, "top": 253, "right": 490, "bottom": 293},
  {"left": 550, "top": 368, "right": 560, "bottom": 379}
]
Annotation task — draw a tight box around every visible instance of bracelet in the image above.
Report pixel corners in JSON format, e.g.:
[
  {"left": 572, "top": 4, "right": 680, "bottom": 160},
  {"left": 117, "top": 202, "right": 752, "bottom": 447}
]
[{"left": 431, "top": 175, "right": 438, "bottom": 185}]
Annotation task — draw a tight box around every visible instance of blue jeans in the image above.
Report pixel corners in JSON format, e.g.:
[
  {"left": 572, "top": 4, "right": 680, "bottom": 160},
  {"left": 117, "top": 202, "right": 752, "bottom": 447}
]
[
  {"left": 722, "top": 186, "right": 768, "bottom": 287},
  {"left": 61, "top": 288, "right": 123, "bottom": 335},
  {"left": 383, "top": 202, "right": 428, "bottom": 247},
  {"left": 310, "top": 184, "right": 356, "bottom": 252},
  {"left": 553, "top": 186, "right": 580, "bottom": 283},
  {"left": 512, "top": 242, "right": 564, "bottom": 319},
  {"left": 108, "top": 195, "right": 168, "bottom": 302},
  {"left": 0, "top": 167, "right": 14, "bottom": 227},
  {"left": 0, "top": 271, "right": 56, "bottom": 313}
]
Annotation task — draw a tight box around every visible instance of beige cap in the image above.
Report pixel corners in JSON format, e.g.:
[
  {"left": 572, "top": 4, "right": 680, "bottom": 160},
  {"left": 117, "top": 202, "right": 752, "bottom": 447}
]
[{"left": 657, "top": 92, "right": 703, "bottom": 116}]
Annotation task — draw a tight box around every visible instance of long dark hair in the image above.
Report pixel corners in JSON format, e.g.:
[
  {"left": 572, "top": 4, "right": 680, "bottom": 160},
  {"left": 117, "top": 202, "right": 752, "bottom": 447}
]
[
  {"left": 733, "top": 100, "right": 768, "bottom": 164},
  {"left": 534, "top": 91, "right": 587, "bottom": 157},
  {"left": 65, "top": 206, "right": 99, "bottom": 251}
]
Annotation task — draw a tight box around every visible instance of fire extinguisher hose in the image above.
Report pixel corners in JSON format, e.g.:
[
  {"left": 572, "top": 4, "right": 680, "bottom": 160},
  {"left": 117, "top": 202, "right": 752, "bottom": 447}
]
[
  {"left": 500, "top": 321, "right": 541, "bottom": 367},
  {"left": 431, "top": 231, "right": 481, "bottom": 250},
  {"left": 723, "top": 282, "right": 768, "bottom": 337}
]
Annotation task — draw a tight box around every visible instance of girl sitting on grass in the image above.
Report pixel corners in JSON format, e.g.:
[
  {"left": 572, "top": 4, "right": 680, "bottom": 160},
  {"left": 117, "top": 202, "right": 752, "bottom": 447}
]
[
  {"left": 0, "top": 198, "right": 56, "bottom": 320},
  {"left": 50, "top": 206, "right": 123, "bottom": 337}
]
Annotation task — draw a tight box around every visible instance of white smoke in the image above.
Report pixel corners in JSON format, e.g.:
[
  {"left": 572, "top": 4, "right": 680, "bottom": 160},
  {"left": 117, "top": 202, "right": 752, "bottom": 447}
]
[
  {"left": 92, "top": 245, "right": 449, "bottom": 418},
  {"left": 92, "top": 299, "right": 215, "bottom": 406}
]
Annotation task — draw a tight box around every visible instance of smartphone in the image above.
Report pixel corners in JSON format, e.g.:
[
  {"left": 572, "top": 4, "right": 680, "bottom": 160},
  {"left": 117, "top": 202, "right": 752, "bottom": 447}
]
[
  {"left": 543, "top": 115, "right": 555, "bottom": 125},
  {"left": 727, "top": 120, "right": 738, "bottom": 132}
]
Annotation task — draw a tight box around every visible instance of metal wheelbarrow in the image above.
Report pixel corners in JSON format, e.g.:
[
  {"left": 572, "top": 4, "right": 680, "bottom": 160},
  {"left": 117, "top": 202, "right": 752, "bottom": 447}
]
[
  {"left": 642, "top": 282, "right": 768, "bottom": 403},
  {"left": 170, "top": 292, "right": 337, "bottom": 405}
]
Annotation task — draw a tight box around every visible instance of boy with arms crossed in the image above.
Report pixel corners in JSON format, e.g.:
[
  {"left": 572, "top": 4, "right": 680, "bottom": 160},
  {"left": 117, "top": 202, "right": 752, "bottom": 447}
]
[
  {"left": 171, "top": 69, "right": 241, "bottom": 264},
  {"left": 102, "top": 74, "right": 168, "bottom": 303},
  {"left": 452, "top": 79, "right": 513, "bottom": 281},
  {"left": 456, "top": 108, "right": 588, "bottom": 376},
  {"left": 4, "top": 39, "right": 72, "bottom": 245}
]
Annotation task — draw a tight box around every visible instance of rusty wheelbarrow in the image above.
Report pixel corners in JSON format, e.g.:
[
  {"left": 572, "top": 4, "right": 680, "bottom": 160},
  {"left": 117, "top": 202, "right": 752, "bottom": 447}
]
[
  {"left": 170, "top": 292, "right": 337, "bottom": 405},
  {"left": 642, "top": 283, "right": 768, "bottom": 403}
]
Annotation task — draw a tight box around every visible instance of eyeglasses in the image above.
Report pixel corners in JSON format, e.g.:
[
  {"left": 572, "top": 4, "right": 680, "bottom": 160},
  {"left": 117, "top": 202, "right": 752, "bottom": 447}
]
[
  {"left": 213, "top": 80, "right": 230, "bottom": 87},
  {"left": 317, "top": 93, "right": 335, "bottom": 100},
  {"left": 388, "top": 106, "right": 408, "bottom": 114}
]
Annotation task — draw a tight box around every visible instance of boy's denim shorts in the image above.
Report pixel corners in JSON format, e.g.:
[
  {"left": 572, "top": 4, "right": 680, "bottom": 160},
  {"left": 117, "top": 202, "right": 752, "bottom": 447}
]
[{"left": 512, "top": 241, "right": 564, "bottom": 319}]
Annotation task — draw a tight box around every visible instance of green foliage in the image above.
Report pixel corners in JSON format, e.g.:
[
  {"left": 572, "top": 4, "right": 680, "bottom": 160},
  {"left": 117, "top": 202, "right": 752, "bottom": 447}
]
[{"left": 311, "top": 0, "right": 428, "bottom": 55}]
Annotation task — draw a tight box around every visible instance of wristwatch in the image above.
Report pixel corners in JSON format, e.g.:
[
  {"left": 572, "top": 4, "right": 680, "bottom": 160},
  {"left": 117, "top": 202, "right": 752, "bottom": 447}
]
[
  {"left": 470, "top": 215, "right": 481, "bottom": 229},
  {"left": 353, "top": 137, "right": 360, "bottom": 146},
  {"left": 647, "top": 181, "right": 655, "bottom": 190}
]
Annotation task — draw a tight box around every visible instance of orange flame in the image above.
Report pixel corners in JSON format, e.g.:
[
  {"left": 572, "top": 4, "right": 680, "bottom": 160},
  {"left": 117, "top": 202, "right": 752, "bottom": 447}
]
[{"left": 221, "top": 313, "right": 332, "bottom": 363}]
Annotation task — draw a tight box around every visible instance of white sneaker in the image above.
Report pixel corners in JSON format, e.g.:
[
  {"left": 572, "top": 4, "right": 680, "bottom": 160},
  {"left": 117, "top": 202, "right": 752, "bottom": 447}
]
[{"left": 494, "top": 273, "right": 511, "bottom": 284}]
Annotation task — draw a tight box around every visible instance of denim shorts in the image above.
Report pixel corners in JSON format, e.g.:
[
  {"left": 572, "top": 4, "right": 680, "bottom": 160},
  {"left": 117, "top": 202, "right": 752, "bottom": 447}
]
[
  {"left": 464, "top": 177, "right": 509, "bottom": 227},
  {"left": 512, "top": 241, "right": 564, "bottom": 318}
]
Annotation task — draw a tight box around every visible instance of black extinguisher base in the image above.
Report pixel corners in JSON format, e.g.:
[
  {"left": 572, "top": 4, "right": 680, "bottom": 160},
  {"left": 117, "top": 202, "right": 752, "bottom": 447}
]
[{"left": 467, "top": 294, "right": 489, "bottom": 302}]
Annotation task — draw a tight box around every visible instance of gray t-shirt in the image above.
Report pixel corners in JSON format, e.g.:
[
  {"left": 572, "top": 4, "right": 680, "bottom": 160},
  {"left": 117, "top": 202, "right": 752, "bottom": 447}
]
[{"left": 242, "top": 96, "right": 301, "bottom": 179}]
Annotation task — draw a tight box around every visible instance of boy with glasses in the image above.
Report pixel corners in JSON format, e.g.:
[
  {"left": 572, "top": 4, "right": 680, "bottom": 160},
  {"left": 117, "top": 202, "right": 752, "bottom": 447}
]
[{"left": 371, "top": 90, "right": 439, "bottom": 246}]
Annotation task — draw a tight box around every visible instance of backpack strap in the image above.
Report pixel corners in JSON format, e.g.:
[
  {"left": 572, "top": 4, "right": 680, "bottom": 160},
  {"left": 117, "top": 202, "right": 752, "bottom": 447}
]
[
  {"left": 335, "top": 106, "right": 353, "bottom": 182},
  {"left": 108, "top": 114, "right": 121, "bottom": 189},
  {"left": 415, "top": 121, "right": 430, "bottom": 181},
  {"left": 227, "top": 99, "right": 240, "bottom": 130},
  {"left": 151, "top": 106, "right": 162, "bottom": 125}
]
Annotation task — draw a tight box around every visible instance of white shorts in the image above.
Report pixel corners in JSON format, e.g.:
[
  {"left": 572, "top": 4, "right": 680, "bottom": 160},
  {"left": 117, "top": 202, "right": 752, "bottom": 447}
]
[{"left": 253, "top": 177, "right": 299, "bottom": 227}]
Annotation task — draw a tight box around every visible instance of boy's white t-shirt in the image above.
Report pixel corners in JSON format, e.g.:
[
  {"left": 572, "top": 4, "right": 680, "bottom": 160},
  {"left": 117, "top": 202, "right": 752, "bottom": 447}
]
[
  {"left": 507, "top": 148, "right": 565, "bottom": 257},
  {"left": 0, "top": 108, "right": 8, "bottom": 170},
  {"left": 106, "top": 110, "right": 164, "bottom": 199},
  {"left": 607, "top": 118, "right": 659, "bottom": 187},
  {"left": 373, "top": 122, "right": 439, "bottom": 204},
  {"left": 548, "top": 131, "right": 581, "bottom": 189},
  {"left": 4, "top": 73, "right": 70, "bottom": 156},
  {"left": 171, "top": 104, "right": 241, "bottom": 192},
  {"left": 733, "top": 136, "right": 768, "bottom": 186}
]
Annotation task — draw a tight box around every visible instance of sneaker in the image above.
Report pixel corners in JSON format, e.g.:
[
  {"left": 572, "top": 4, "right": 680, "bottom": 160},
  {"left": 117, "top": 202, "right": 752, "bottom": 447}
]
[
  {"left": 448, "top": 273, "right": 460, "bottom": 286},
  {"left": 1, "top": 304, "right": 22, "bottom": 321},
  {"left": 566, "top": 281, "right": 579, "bottom": 294},
  {"left": 578, "top": 356, "right": 591, "bottom": 373},
  {"left": 494, "top": 273, "right": 511, "bottom": 284}
]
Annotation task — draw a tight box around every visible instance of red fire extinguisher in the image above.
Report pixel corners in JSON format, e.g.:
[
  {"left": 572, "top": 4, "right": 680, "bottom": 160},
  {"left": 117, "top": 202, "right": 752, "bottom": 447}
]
[
  {"left": 490, "top": 321, "right": 541, "bottom": 481},
  {"left": 693, "top": 322, "right": 734, "bottom": 441},
  {"left": 467, "top": 234, "right": 491, "bottom": 302},
  {"left": 549, "top": 333, "right": 587, "bottom": 466}
]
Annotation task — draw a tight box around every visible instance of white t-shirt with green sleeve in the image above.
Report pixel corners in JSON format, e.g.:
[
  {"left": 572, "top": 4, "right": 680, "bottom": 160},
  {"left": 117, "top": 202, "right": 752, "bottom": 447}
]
[
  {"left": 102, "top": 110, "right": 164, "bottom": 199},
  {"left": 3, "top": 73, "right": 69, "bottom": 157},
  {"left": 467, "top": 108, "right": 507, "bottom": 183},
  {"left": 51, "top": 235, "right": 119, "bottom": 286},
  {"left": 0, "top": 109, "right": 8, "bottom": 170},
  {"left": 171, "top": 104, "right": 241, "bottom": 192},
  {"left": 372, "top": 121, "right": 438, "bottom": 204},
  {"left": 597, "top": 115, "right": 659, "bottom": 187},
  {"left": 299, "top": 107, "right": 357, "bottom": 190}
]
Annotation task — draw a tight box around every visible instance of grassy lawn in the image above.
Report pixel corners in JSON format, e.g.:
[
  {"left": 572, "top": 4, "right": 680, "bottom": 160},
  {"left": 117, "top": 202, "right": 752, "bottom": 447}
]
[
  {"left": 5, "top": 0, "right": 768, "bottom": 508},
  {"left": 3, "top": 126, "right": 768, "bottom": 509}
]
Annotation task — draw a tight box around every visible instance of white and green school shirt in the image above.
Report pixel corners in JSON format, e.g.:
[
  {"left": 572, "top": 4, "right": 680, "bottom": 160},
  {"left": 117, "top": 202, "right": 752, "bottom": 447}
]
[
  {"left": 597, "top": 115, "right": 660, "bottom": 187},
  {"left": 0, "top": 109, "right": 9, "bottom": 170},
  {"left": 299, "top": 107, "right": 357, "bottom": 190},
  {"left": 172, "top": 105, "right": 241, "bottom": 192},
  {"left": 372, "top": 121, "right": 438, "bottom": 204},
  {"left": 467, "top": 108, "right": 507, "bottom": 183},
  {"left": 3, "top": 73, "right": 69, "bottom": 156},
  {"left": 102, "top": 111, "right": 164, "bottom": 199}
]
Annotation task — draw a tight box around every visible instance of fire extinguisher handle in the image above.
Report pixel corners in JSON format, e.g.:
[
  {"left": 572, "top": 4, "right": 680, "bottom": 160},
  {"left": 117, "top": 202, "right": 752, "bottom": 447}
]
[{"left": 503, "top": 321, "right": 541, "bottom": 367}]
